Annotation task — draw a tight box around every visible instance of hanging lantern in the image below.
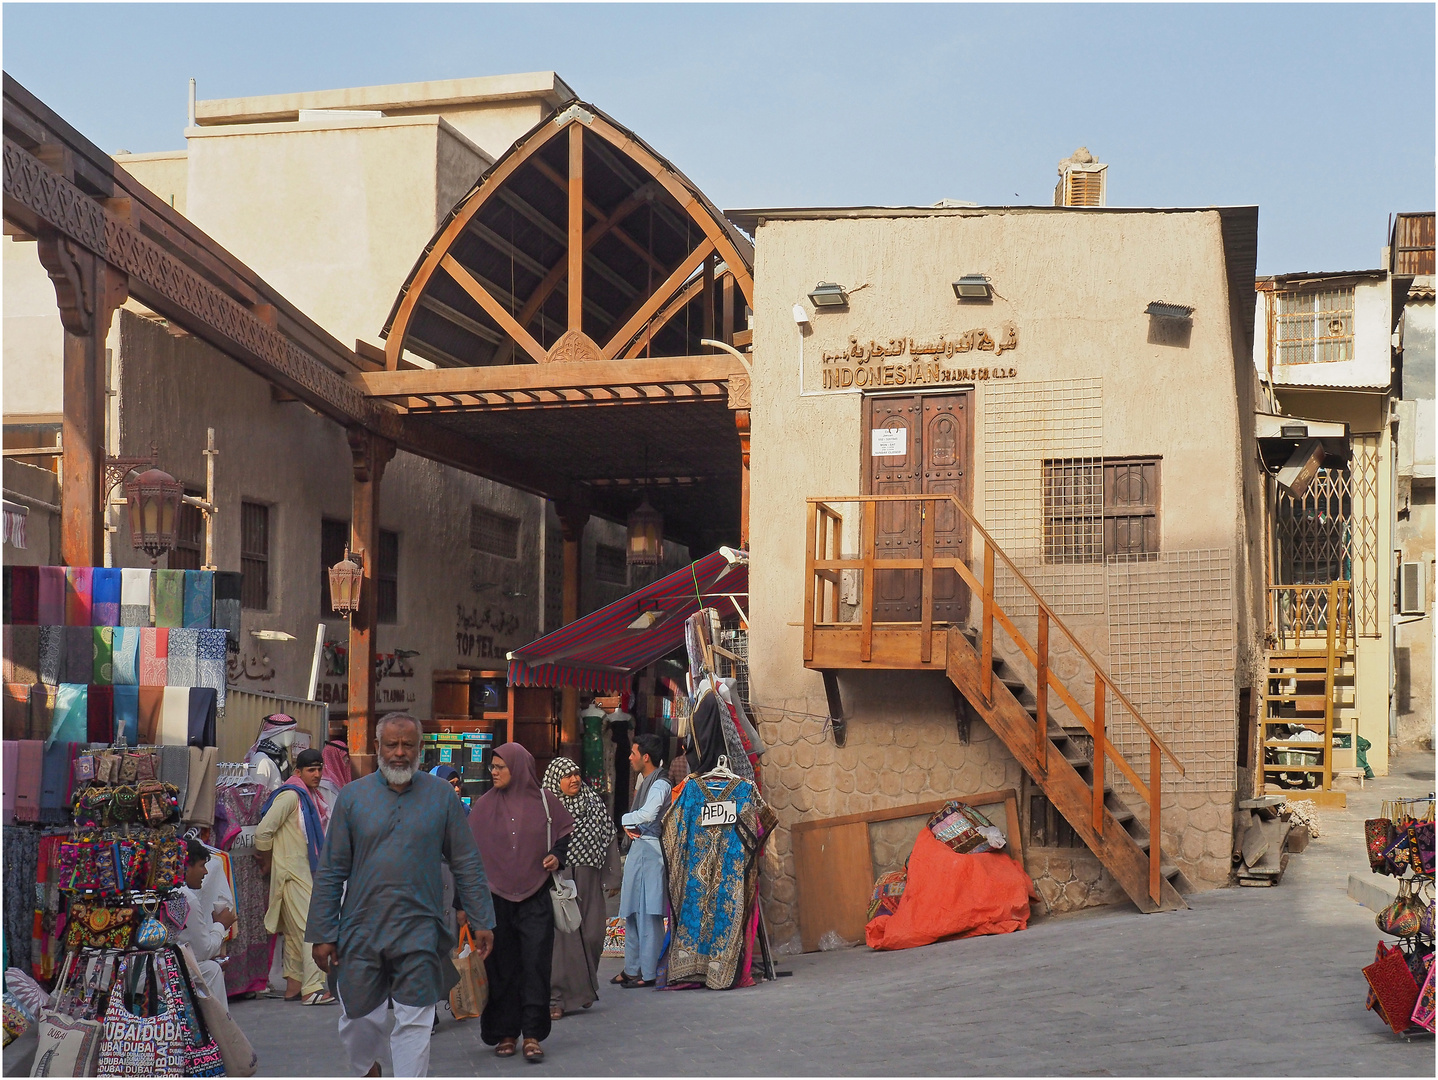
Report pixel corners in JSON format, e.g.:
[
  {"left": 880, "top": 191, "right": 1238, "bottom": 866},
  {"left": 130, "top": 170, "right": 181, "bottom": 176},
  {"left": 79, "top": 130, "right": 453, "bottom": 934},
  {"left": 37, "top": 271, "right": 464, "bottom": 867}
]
[
  {"left": 328, "top": 550, "right": 364, "bottom": 617},
  {"left": 124, "top": 467, "right": 184, "bottom": 563},
  {"left": 626, "top": 498, "right": 663, "bottom": 567}
]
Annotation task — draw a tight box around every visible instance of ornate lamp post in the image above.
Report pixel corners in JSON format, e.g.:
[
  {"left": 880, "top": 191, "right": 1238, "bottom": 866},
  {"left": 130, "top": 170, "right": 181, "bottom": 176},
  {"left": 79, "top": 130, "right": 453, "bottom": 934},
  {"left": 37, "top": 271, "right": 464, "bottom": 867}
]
[{"left": 123, "top": 467, "right": 184, "bottom": 564}]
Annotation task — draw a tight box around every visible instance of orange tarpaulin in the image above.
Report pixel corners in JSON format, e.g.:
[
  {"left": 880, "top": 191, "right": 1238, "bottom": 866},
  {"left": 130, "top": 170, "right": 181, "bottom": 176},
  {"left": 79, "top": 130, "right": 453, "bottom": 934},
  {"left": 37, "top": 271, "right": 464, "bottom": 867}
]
[{"left": 865, "top": 826, "right": 1033, "bottom": 951}]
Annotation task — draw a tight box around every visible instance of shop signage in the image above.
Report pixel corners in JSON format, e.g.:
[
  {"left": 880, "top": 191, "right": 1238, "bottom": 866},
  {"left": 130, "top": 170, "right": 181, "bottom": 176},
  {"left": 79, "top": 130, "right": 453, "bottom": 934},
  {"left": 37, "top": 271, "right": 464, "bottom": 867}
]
[
  {"left": 701, "top": 800, "right": 738, "bottom": 826},
  {"left": 818, "top": 326, "right": 1019, "bottom": 391},
  {"left": 871, "top": 427, "right": 907, "bottom": 456}
]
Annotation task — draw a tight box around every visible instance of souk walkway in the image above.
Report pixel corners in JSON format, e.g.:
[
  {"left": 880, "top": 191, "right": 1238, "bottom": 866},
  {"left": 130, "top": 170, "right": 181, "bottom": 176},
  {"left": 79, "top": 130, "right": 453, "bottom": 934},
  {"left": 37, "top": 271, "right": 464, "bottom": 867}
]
[{"left": 9, "top": 756, "right": 1429, "bottom": 1077}]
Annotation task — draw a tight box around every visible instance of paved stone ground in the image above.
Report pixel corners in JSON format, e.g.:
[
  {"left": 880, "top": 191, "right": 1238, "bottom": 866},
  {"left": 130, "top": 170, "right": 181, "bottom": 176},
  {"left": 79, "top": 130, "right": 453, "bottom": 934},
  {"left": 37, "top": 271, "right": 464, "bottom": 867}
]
[{"left": 7, "top": 755, "right": 1433, "bottom": 1076}]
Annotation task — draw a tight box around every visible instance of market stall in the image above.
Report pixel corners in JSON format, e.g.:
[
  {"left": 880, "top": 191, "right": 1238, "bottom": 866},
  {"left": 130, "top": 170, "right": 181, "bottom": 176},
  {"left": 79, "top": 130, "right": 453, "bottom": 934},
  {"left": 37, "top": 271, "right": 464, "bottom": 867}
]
[
  {"left": 1, "top": 563, "right": 314, "bottom": 1074},
  {"left": 1363, "top": 796, "right": 1435, "bottom": 1035}
]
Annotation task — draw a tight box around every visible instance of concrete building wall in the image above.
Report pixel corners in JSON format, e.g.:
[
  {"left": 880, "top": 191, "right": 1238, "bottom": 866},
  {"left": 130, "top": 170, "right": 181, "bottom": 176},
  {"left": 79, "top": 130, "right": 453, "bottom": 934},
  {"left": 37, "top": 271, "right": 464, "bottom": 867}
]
[
  {"left": 110, "top": 310, "right": 547, "bottom": 719},
  {"left": 3, "top": 237, "right": 63, "bottom": 417},
  {"left": 113, "top": 151, "right": 188, "bottom": 215},
  {"left": 1396, "top": 282, "right": 1435, "bottom": 751},
  {"left": 748, "top": 208, "right": 1259, "bottom": 944}
]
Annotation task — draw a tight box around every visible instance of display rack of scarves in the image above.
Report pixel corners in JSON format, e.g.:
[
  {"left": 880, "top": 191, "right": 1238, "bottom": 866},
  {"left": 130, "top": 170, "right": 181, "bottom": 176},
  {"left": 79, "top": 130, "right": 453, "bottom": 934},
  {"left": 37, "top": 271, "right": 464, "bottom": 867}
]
[
  {"left": 1, "top": 825, "right": 38, "bottom": 973},
  {"left": 216, "top": 777, "right": 275, "bottom": 996}
]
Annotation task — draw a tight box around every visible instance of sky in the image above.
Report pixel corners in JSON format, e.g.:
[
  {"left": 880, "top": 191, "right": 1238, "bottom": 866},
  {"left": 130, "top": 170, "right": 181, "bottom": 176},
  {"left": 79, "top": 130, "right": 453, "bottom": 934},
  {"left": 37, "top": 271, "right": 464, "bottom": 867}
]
[{"left": 2, "top": 3, "right": 1433, "bottom": 273}]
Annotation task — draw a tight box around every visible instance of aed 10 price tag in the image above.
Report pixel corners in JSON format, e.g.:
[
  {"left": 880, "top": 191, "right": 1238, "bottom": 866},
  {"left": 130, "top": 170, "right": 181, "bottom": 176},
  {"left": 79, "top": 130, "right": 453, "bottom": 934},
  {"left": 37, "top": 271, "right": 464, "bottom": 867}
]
[{"left": 700, "top": 801, "right": 738, "bottom": 827}]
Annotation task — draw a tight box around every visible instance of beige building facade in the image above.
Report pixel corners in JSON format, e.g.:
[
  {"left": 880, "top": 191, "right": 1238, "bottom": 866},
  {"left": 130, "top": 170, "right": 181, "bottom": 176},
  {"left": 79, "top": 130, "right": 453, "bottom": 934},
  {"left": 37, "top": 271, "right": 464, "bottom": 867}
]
[{"left": 738, "top": 205, "right": 1267, "bottom": 944}]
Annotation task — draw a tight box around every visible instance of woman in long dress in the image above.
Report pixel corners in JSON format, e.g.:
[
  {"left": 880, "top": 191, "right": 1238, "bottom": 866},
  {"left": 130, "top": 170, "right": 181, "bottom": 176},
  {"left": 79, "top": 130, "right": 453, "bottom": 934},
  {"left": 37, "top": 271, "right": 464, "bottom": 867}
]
[
  {"left": 468, "top": 743, "right": 573, "bottom": 1062},
  {"left": 541, "top": 757, "right": 619, "bottom": 1018}
]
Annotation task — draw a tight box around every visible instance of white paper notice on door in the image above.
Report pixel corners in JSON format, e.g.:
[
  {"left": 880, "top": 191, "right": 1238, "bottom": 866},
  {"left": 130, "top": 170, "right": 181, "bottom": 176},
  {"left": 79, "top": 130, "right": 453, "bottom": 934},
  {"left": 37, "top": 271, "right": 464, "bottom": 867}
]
[{"left": 871, "top": 427, "right": 907, "bottom": 456}]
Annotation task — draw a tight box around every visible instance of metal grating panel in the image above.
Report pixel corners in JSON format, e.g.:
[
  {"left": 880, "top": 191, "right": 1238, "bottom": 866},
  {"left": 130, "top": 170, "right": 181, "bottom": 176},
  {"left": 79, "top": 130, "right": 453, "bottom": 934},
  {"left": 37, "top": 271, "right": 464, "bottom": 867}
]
[
  {"left": 1351, "top": 434, "right": 1381, "bottom": 637},
  {"left": 1107, "top": 549, "right": 1235, "bottom": 791},
  {"left": 983, "top": 379, "right": 1104, "bottom": 617},
  {"left": 1275, "top": 287, "right": 1354, "bottom": 365}
]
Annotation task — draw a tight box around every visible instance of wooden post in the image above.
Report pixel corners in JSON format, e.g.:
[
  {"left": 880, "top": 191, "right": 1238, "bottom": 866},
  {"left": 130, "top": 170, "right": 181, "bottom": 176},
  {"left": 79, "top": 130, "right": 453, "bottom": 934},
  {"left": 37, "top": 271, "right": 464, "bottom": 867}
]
[
  {"left": 803, "top": 500, "right": 817, "bottom": 663},
  {"left": 346, "top": 427, "right": 394, "bottom": 775},
  {"left": 1035, "top": 610, "right": 1049, "bottom": 774},
  {"left": 860, "top": 501, "right": 876, "bottom": 663},
  {"left": 37, "top": 235, "right": 127, "bottom": 566},
  {"left": 721, "top": 274, "right": 735, "bottom": 345},
  {"left": 1092, "top": 674, "right": 1105, "bottom": 838},
  {"left": 701, "top": 254, "right": 715, "bottom": 347},
  {"left": 567, "top": 123, "right": 584, "bottom": 333},
  {"left": 1149, "top": 741, "right": 1162, "bottom": 903},
  {"left": 920, "top": 498, "right": 935, "bottom": 663},
  {"left": 558, "top": 507, "right": 589, "bottom": 748},
  {"left": 1322, "top": 579, "right": 1337, "bottom": 791},
  {"left": 980, "top": 542, "right": 995, "bottom": 704},
  {"left": 735, "top": 409, "right": 750, "bottom": 550}
]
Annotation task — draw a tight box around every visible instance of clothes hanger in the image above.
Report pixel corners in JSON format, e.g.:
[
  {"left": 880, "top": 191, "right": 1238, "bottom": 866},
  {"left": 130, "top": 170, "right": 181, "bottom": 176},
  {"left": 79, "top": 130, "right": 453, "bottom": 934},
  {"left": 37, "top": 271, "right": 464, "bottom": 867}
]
[{"left": 707, "top": 754, "right": 739, "bottom": 780}]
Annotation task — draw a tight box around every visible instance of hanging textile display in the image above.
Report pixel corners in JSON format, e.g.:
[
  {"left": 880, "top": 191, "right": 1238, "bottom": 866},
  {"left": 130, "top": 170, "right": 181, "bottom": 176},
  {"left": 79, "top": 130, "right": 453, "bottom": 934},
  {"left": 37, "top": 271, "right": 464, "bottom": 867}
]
[
  {"left": 153, "top": 569, "right": 185, "bottom": 630},
  {"left": 217, "top": 776, "right": 275, "bottom": 997},
  {"left": 119, "top": 568, "right": 152, "bottom": 628},
  {"left": 182, "top": 571, "right": 214, "bottom": 630},
  {"left": 1361, "top": 796, "right": 1434, "bottom": 1036},
  {"left": 10, "top": 566, "right": 39, "bottom": 626},
  {"left": 660, "top": 765, "right": 776, "bottom": 990},
  {"left": 92, "top": 568, "right": 122, "bottom": 627},
  {"left": 64, "top": 567, "right": 93, "bottom": 628}
]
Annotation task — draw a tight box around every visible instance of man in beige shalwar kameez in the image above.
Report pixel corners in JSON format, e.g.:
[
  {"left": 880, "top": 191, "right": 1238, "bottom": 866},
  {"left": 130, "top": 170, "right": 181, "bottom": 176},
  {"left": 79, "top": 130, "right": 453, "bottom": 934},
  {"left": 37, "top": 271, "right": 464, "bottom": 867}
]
[{"left": 254, "top": 747, "right": 333, "bottom": 1004}]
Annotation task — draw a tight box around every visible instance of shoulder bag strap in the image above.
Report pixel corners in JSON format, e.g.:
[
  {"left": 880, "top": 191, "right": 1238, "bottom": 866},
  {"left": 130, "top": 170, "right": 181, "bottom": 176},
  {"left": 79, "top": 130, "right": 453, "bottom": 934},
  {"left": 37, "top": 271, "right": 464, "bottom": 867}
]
[{"left": 542, "top": 790, "right": 552, "bottom": 851}]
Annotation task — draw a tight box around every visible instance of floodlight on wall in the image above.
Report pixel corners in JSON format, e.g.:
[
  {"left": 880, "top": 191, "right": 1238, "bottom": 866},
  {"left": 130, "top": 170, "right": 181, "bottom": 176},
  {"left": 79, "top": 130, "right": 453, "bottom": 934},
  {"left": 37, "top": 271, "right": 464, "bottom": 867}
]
[
  {"left": 952, "top": 275, "right": 993, "bottom": 300},
  {"left": 1145, "top": 301, "right": 1194, "bottom": 319},
  {"left": 328, "top": 550, "right": 364, "bottom": 618},
  {"left": 124, "top": 467, "right": 184, "bottom": 564},
  {"left": 1279, "top": 422, "right": 1309, "bottom": 439},
  {"left": 807, "top": 282, "right": 849, "bottom": 308}
]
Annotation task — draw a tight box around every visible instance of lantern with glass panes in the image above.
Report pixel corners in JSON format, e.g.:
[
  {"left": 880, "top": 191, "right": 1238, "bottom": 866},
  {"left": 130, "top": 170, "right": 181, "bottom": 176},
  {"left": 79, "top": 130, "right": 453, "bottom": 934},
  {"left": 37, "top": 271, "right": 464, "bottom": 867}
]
[
  {"left": 328, "top": 550, "right": 364, "bottom": 617},
  {"left": 124, "top": 468, "right": 185, "bottom": 564}
]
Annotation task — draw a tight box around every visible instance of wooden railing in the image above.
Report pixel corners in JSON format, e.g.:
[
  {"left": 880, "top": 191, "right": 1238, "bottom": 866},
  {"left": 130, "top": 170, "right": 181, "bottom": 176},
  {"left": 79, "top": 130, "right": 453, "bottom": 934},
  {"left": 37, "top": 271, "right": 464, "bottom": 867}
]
[
  {"left": 1268, "top": 582, "right": 1352, "bottom": 654},
  {"left": 805, "top": 495, "right": 1186, "bottom": 904}
]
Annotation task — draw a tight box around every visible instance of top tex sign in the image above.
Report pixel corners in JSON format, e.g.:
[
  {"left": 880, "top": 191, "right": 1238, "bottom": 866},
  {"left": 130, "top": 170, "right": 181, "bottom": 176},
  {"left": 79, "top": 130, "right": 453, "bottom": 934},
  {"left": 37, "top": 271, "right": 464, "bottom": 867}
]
[{"left": 819, "top": 327, "right": 1019, "bottom": 390}]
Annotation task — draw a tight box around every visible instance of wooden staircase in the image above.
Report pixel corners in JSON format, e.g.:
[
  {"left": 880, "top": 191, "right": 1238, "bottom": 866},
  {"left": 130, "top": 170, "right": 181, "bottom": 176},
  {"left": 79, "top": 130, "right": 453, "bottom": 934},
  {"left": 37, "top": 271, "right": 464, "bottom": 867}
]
[
  {"left": 804, "top": 494, "right": 1190, "bottom": 914},
  {"left": 1262, "top": 583, "right": 1355, "bottom": 795}
]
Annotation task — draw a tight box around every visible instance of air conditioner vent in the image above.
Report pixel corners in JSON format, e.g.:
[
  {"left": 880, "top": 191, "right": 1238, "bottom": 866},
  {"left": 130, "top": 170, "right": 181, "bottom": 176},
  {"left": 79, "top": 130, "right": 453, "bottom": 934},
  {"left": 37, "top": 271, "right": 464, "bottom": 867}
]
[{"left": 1398, "top": 561, "right": 1426, "bottom": 616}]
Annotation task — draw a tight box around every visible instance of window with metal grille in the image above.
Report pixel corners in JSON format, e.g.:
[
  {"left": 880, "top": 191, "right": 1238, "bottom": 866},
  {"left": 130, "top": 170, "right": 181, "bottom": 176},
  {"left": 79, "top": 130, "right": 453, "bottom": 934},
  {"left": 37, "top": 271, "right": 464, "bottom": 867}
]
[
  {"left": 470, "top": 506, "right": 520, "bottom": 559},
  {"left": 1042, "top": 459, "right": 1103, "bottom": 563},
  {"left": 240, "top": 502, "right": 270, "bottom": 610},
  {"left": 378, "top": 530, "right": 399, "bottom": 624},
  {"left": 320, "top": 518, "right": 348, "bottom": 614},
  {"left": 169, "top": 488, "right": 204, "bottom": 571},
  {"left": 1276, "top": 467, "right": 1351, "bottom": 585},
  {"left": 1275, "top": 287, "right": 1354, "bottom": 365},
  {"left": 1044, "top": 458, "right": 1160, "bottom": 562},
  {"left": 594, "top": 543, "right": 628, "bottom": 585}
]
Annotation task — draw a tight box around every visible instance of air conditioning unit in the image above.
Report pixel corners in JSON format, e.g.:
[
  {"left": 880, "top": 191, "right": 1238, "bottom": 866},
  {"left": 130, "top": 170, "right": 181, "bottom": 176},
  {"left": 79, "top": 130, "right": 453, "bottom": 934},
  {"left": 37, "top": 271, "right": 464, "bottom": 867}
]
[{"left": 1398, "top": 561, "right": 1426, "bottom": 615}]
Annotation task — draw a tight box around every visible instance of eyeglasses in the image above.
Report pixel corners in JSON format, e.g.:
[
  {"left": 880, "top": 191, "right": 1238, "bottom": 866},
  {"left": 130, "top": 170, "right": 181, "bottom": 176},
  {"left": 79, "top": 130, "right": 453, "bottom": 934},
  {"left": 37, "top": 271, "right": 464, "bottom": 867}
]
[{"left": 489, "top": 762, "right": 508, "bottom": 773}]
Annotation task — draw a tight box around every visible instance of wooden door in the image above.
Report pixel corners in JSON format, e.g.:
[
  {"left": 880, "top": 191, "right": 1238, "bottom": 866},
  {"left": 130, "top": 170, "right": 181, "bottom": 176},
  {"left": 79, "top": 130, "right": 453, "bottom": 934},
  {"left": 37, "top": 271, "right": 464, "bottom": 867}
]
[{"left": 864, "top": 392, "right": 971, "bottom": 623}]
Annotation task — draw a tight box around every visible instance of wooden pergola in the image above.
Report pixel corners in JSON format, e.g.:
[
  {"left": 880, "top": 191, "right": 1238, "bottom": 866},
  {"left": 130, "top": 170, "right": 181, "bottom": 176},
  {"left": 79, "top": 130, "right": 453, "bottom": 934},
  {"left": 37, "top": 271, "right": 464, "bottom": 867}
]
[
  {"left": 367, "top": 99, "right": 755, "bottom": 554},
  {"left": 2, "top": 77, "right": 753, "bottom": 767}
]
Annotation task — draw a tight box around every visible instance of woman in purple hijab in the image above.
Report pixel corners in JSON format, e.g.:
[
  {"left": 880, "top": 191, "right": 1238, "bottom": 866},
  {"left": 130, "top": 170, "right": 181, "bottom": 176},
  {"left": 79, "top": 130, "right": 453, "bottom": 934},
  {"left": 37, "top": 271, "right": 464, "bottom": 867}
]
[{"left": 467, "top": 743, "right": 574, "bottom": 1061}]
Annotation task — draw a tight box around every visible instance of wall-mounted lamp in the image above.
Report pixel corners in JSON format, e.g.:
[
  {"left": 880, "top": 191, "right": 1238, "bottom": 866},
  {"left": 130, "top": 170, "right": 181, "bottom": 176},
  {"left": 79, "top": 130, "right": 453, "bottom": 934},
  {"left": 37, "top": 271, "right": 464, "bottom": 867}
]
[
  {"left": 124, "top": 467, "right": 184, "bottom": 564},
  {"left": 1279, "top": 422, "right": 1309, "bottom": 439},
  {"left": 791, "top": 304, "right": 811, "bottom": 328},
  {"left": 250, "top": 629, "right": 297, "bottom": 642},
  {"left": 952, "top": 275, "right": 993, "bottom": 300},
  {"left": 807, "top": 282, "right": 849, "bottom": 308},
  {"left": 1145, "top": 301, "right": 1194, "bottom": 319}
]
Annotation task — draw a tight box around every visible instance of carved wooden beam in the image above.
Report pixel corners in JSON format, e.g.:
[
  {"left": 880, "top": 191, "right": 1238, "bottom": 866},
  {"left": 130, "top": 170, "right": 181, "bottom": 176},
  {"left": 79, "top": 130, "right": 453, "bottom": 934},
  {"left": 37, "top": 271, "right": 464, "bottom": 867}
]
[
  {"left": 3, "top": 137, "right": 396, "bottom": 436},
  {"left": 350, "top": 355, "right": 743, "bottom": 399}
]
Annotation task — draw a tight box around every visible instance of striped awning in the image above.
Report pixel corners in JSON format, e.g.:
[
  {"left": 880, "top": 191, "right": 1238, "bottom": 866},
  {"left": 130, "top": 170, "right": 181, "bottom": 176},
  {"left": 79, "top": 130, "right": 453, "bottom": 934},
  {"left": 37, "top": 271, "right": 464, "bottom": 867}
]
[{"left": 506, "top": 549, "right": 748, "bottom": 693}]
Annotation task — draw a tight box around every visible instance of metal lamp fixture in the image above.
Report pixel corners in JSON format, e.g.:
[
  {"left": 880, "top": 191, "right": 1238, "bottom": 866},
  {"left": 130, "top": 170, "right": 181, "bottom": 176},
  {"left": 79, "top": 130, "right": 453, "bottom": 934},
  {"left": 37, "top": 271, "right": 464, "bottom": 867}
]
[
  {"left": 1145, "top": 301, "right": 1194, "bottom": 319},
  {"left": 328, "top": 550, "right": 364, "bottom": 617},
  {"left": 952, "top": 275, "right": 993, "bottom": 300},
  {"left": 807, "top": 282, "right": 849, "bottom": 308},
  {"left": 626, "top": 498, "right": 664, "bottom": 567},
  {"left": 124, "top": 467, "right": 184, "bottom": 564}
]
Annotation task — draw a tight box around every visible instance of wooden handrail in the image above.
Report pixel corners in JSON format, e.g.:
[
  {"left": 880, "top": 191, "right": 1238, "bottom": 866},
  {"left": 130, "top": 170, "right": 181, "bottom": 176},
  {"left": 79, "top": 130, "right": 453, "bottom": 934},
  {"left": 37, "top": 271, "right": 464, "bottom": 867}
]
[
  {"left": 807, "top": 494, "right": 1186, "bottom": 774},
  {"left": 1268, "top": 582, "right": 1351, "bottom": 654}
]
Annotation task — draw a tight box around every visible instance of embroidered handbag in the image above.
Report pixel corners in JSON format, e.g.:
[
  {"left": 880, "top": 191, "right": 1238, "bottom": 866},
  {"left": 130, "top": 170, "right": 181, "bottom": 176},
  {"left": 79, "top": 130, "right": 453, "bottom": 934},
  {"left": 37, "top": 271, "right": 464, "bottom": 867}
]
[
  {"left": 94, "top": 954, "right": 186, "bottom": 1077},
  {"left": 1413, "top": 960, "right": 1436, "bottom": 1034},
  {"left": 1416, "top": 818, "right": 1435, "bottom": 876},
  {"left": 542, "top": 793, "right": 583, "bottom": 934},
  {"left": 92, "top": 841, "right": 123, "bottom": 895},
  {"left": 2, "top": 992, "right": 31, "bottom": 1048},
  {"left": 175, "top": 944, "right": 258, "bottom": 1077},
  {"left": 146, "top": 835, "right": 185, "bottom": 890},
  {"left": 73, "top": 754, "right": 95, "bottom": 785},
  {"left": 867, "top": 869, "right": 908, "bottom": 921},
  {"left": 136, "top": 902, "right": 170, "bottom": 949},
  {"left": 56, "top": 841, "right": 99, "bottom": 892},
  {"left": 126, "top": 751, "right": 157, "bottom": 783},
  {"left": 1365, "top": 818, "right": 1395, "bottom": 875},
  {"left": 111, "top": 786, "right": 141, "bottom": 824},
  {"left": 1377, "top": 878, "right": 1425, "bottom": 938},
  {"left": 117, "top": 840, "right": 147, "bottom": 891},
  {"left": 66, "top": 903, "right": 136, "bottom": 951},
  {"left": 94, "top": 751, "right": 120, "bottom": 785},
  {"left": 1364, "top": 946, "right": 1421, "bottom": 1035}
]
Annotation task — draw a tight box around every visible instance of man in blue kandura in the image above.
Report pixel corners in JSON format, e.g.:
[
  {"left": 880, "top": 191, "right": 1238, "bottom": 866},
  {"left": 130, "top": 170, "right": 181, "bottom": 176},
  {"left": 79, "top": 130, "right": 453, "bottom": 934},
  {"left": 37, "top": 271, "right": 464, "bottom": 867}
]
[
  {"left": 308, "top": 713, "right": 495, "bottom": 1077},
  {"left": 613, "top": 733, "right": 671, "bottom": 988}
]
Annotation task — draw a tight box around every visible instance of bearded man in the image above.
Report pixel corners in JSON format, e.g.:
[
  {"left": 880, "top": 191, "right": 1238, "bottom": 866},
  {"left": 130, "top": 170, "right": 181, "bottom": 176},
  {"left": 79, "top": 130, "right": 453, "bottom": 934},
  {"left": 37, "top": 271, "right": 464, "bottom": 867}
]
[{"left": 307, "top": 714, "right": 495, "bottom": 1077}]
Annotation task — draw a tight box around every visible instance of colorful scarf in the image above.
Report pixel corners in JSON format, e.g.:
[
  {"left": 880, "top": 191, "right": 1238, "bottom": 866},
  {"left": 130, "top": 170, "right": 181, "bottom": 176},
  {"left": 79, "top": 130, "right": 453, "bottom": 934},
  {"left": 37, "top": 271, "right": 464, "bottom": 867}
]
[
  {"left": 542, "top": 756, "right": 615, "bottom": 870},
  {"left": 257, "top": 777, "right": 325, "bottom": 873}
]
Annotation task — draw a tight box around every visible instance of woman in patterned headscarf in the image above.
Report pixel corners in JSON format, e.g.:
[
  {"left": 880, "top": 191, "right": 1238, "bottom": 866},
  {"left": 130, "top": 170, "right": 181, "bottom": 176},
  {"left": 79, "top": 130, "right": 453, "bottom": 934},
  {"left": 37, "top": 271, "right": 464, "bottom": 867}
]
[{"left": 541, "top": 756, "right": 619, "bottom": 1018}]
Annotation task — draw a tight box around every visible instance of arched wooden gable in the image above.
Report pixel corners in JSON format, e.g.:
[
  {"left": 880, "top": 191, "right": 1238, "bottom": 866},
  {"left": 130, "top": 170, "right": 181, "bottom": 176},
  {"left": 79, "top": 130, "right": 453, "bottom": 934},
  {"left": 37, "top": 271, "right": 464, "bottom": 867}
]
[{"left": 382, "top": 101, "right": 754, "bottom": 371}]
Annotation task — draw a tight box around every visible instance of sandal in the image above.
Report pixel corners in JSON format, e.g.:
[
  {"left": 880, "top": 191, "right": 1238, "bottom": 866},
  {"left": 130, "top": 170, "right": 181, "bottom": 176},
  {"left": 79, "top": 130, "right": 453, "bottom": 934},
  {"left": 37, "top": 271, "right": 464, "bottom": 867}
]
[
  {"left": 262, "top": 988, "right": 299, "bottom": 1001},
  {"left": 495, "top": 1038, "right": 518, "bottom": 1058},
  {"left": 523, "top": 1038, "right": 544, "bottom": 1062},
  {"left": 301, "top": 990, "right": 336, "bottom": 1006},
  {"left": 622, "top": 978, "right": 656, "bottom": 988},
  {"left": 609, "top": 972, "right": 634, "bottom": 985},
  {"left": 549, "top": 1005, "right": 564, "bottom": 1021}
]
